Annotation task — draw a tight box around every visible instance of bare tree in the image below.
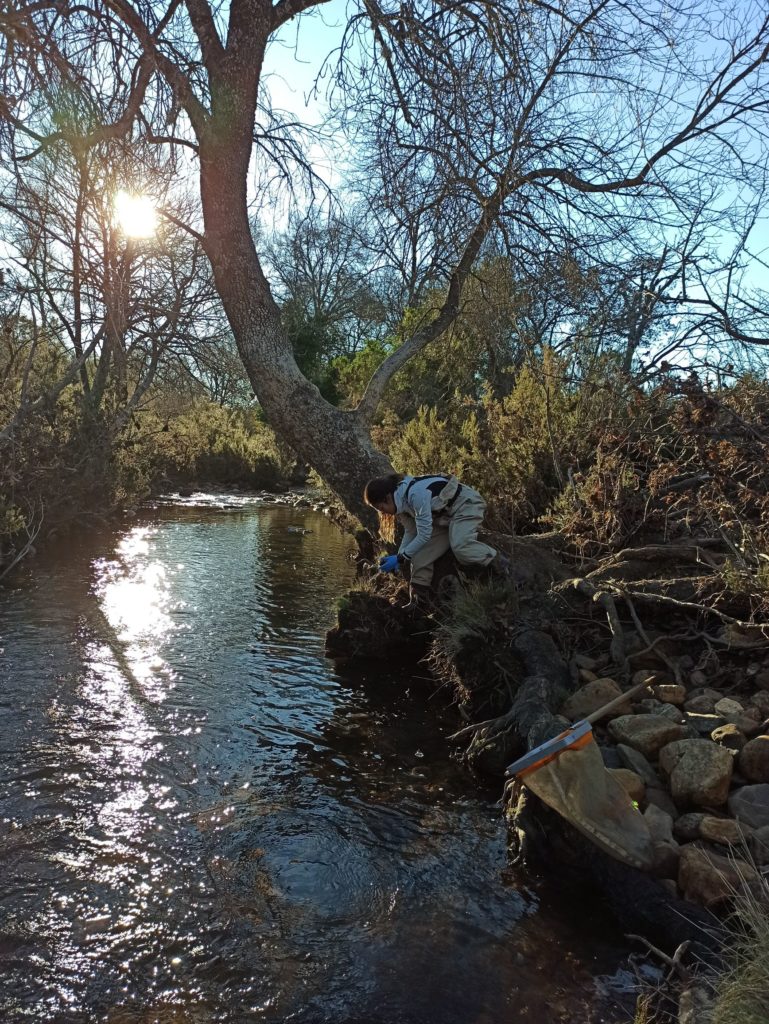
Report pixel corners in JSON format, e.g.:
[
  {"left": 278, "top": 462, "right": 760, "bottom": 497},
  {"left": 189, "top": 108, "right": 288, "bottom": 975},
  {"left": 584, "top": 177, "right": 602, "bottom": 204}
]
[
  {"left": 0, "top": 136, "right": 224, "bottom": 444},
  {"left": 1, "top": 0, "right": 767, "bottom": 517}
]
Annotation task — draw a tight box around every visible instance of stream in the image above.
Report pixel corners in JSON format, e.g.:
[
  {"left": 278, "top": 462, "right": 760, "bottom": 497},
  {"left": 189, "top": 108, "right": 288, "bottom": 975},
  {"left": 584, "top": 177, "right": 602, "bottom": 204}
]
[{"left": 0, "top": 494, "right": 643, "bottom": 1023}]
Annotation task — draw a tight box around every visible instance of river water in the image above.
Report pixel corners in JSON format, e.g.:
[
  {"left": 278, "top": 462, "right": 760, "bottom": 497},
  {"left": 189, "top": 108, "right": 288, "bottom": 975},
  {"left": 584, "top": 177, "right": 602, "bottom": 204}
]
[{"left": 0, "top": 495, "right": 640, "bottom": 1023}]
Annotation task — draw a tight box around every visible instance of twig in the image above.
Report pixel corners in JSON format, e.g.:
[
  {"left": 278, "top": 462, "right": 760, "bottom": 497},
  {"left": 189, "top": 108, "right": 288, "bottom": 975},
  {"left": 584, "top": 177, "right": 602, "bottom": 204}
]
[
  {"left": 623, "top": 593, "right": 683, "bottom": 686},
  {"left": 569, "top": 578, "right": 627, "bottom": 673}
]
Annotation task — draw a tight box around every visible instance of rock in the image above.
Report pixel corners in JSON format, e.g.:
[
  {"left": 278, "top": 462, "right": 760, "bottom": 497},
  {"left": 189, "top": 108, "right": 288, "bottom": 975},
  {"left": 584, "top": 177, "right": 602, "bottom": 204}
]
[
  {"left": 749, "top": 692, "right": 769, "bottom": 717},
  {"left": 652, "top": 704, "right": 687, "bottom": 724},
  {"left": 710, "top": 723, "right": 748, "bottom": 752},
  {"left": 686, "top": 712, "right": 726, "bottom": 735},
  {"left": 645, "top": 787, "right": 680, "bottom": 819},
  {"left": 609, "top": 768, "right": 646, "bottom": 803},
  {"left": 678, "top": 844, "right": 760, "bottom": 907},
  {"left": 637, "top": 698, "right": 662, "bottom": 714},
  {"left": 689, "top": 669, "right": 708, "bottom": 687},
  {"left": 741, "top": 705, "right": 763, "bottom": 724},
  {"left": 616, "top": 744, "right": 662, "bottom": 787},
  {"left": 562, "top": 678, "right": 627, "bottom": 721},
  {"left": 653, "top": 684, "right": 687, "bottom": 705},
  {"left": 754, "top": 668, "right": 769, "bottom": 691},
  {"left": 575, "top": 653, "right": 598, "bottom": 671},
  {"left": 578, "top": 668, "right": 599, "bottom": 683},
  {"left": 738, "top": 735, "right": 769, "bottom": 783},
  {"left": 732, "top": 714, "right": 763, "bottom": 738},
  {"left": 632, "top": 669, "right": 668, "bottom": 687},
  {"left": 727, "top": 784, "right": 769, "bottom": 829},
  {"left": 673, "top": 813, "right": 705, "bottom": 843},
  {"left": 607, "top": 715, "right": 685, "bottom": 758},
  {"left": 658, "top": 739, "right": 734, "bottom": 807},
  {"left": 651, "top": 839, "right": 680, "bottom": 879},
  {"left": 658, "top": 878, "right": 679, "bottom": 898},
  {"left": 685, "top": 694, "right": 718, "bottom": 714},
  {"left": 644, "top": 803, "right": 674, "bottom": 843},
  {"left": 599, "top": 745, "right": 623, "bottom": 770},
  {"left": 750, "top": 825, "right": 769, "bottom": 866},
  {"left": 699, "top": 816, "right": 752, "bottom": 847},
  {"left": 715, "top": 698, "right": 745, "bottom": 722}
]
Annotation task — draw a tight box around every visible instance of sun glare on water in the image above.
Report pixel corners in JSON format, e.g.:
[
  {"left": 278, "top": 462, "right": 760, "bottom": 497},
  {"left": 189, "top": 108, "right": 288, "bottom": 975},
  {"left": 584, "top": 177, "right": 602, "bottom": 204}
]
[{"left": 114, "top": 189, "right": 158, "bottom": 238}]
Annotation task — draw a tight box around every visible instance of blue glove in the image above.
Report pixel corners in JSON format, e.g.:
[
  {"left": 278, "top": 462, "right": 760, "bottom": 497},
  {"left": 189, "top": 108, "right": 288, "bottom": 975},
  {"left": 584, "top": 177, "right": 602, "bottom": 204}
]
[{"left": 378, "top": 554, "right": 400, "bottom": 573}]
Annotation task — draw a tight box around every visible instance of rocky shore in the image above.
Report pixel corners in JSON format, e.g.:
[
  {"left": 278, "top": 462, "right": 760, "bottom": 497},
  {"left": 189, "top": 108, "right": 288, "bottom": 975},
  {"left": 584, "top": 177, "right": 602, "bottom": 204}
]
[{"left": 325, "top": 535, "right": 769, "bottom": 1018}]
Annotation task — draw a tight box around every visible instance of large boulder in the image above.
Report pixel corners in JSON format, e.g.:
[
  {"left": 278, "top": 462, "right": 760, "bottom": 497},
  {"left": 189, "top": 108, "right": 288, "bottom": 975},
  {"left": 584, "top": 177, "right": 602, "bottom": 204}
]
[
  {"left": 607, "top": 715, "right": 685, "bottom": 758},
  {"left": 678, "top": 844, "right": 760, "bottom": 907},
  {"left": 738, "top": 735, "right": 769, "bottom": 783},
  {"left": 728, "top": 783, "right": 769, "bottom": 829},
  {"left": 658, "top": 739, "right": 734, "bottom": 808}
]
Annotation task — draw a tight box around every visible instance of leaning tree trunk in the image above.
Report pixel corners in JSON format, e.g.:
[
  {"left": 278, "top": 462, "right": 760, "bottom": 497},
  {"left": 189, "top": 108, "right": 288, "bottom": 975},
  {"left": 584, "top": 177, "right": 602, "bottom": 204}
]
[{"left": 197, "top": 112, "right": 391, "bottom": 522}]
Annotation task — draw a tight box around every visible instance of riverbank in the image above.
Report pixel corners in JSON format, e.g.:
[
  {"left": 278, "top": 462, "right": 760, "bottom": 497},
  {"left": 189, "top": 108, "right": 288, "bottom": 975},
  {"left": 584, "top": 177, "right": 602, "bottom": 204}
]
[{"left": 325, "top": 543, "right": 769, "bottom": 1023}]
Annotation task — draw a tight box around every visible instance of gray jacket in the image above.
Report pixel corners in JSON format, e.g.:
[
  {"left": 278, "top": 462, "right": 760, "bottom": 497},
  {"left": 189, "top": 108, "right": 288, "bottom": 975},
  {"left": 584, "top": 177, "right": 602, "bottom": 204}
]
[{"left": 393, "top": 475, "right": 463, "bottom": 560}]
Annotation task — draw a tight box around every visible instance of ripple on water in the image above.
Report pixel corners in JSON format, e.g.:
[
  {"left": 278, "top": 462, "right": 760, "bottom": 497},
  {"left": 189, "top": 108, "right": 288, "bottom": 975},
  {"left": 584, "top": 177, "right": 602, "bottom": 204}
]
[{"left": 0, "top": 499, "right": 637, "bottom": 1023}]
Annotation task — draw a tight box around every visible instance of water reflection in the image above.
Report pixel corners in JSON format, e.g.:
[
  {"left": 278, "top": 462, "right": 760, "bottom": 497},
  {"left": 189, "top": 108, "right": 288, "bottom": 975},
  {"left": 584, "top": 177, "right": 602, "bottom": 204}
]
[{"left": 0, "top": 497, "right": 635, "bottom": 1023}]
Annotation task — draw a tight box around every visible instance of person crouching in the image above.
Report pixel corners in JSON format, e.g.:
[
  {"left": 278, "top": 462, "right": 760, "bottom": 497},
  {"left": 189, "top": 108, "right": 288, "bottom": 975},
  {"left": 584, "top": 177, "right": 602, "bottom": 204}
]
[{"left": 363, "top": 472, "right": 511, "bottom": 608}]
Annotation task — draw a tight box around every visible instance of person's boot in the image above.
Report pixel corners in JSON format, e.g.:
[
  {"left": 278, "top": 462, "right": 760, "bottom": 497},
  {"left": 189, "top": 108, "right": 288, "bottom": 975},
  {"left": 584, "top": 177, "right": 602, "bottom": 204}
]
[
  {"left": 490, "top": 551, "right": 513, "bottom": 578},
  {"left": 404, "top": 583, "right": 431, "bottom": 611}
]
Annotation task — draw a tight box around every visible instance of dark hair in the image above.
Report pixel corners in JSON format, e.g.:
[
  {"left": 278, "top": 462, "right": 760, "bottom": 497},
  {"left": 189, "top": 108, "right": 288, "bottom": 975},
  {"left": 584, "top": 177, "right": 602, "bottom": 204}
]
[{"left": 364, "top": 473, "right": 404, "bottom": 507}]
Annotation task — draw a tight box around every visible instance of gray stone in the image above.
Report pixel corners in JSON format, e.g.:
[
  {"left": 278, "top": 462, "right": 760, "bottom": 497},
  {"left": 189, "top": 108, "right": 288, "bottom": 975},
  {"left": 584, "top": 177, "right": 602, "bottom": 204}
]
[
  {"left": 652, "top": 704, "right": 687, "bottom": 724},
  {"left": 684, "top": 694, "right": 718, "bottom": 714},
  {"left": 732, "top": 714, "right": 764, "bottom": 739},
  {"left": 658, "top": 739, "right": 734, "bottom": 808},
  {"left": 645, "top": 787, "right": 680, "bottom": 819},
  {"left": 749, "top": 692, "right": 769, "bottom": 717},
  {"left": 754, "top": 669, "right": 769, "bottom": 691},
  {"left": 607, "top": 715, "right": 685, "bottom": 758},
  {"left": 689, "top": 669, "right": 708, "bottom": 687},
  {"left": 673, "top": 813, "right": 705, "bottom": 842},
  {"left": 644, "top": 803, "right": 674, "bottom": 844},
  {"left": 638, "top": 698, "right": 662, "bottom": 714},
  {"left": 710, "top": 723, "right": 748, "bottom": 752},
  {"left": 727, "top": 784, "right": 769, "bottom": 829},
  {"left": 616, "top": 744, "right": 661, "bottom": 786},
  {"left": 686, "top": 712, "right": 726, "bottom": 735},
  {"left": 738, "top": 735, "right": 769, "bottom": 784},
  {"left": 715, "top": 697, "right": 744, "bottom": 718}
]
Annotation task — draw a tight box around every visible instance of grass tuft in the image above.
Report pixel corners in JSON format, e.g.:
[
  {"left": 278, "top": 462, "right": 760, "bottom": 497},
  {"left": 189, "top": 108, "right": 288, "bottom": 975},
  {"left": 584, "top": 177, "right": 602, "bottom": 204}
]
[{"left": 712, "top": 869, "right": 769, "bottom": 1024}]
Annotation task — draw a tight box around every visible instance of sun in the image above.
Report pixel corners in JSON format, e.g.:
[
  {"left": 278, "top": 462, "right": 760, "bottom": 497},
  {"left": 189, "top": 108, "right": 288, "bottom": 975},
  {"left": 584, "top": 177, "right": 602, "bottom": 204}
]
[{"left": 114, "top": 190, "right": 158, "bottom": 238}]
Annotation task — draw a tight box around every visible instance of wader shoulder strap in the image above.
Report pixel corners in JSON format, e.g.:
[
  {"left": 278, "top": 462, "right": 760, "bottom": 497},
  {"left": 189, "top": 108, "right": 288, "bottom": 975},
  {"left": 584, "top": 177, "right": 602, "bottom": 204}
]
[
  {"left": 404, "top": 475, "right": 463, "bottom": 512},
  {"left": 403, "top": 475, "right": 448, "bottom": 502}
]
